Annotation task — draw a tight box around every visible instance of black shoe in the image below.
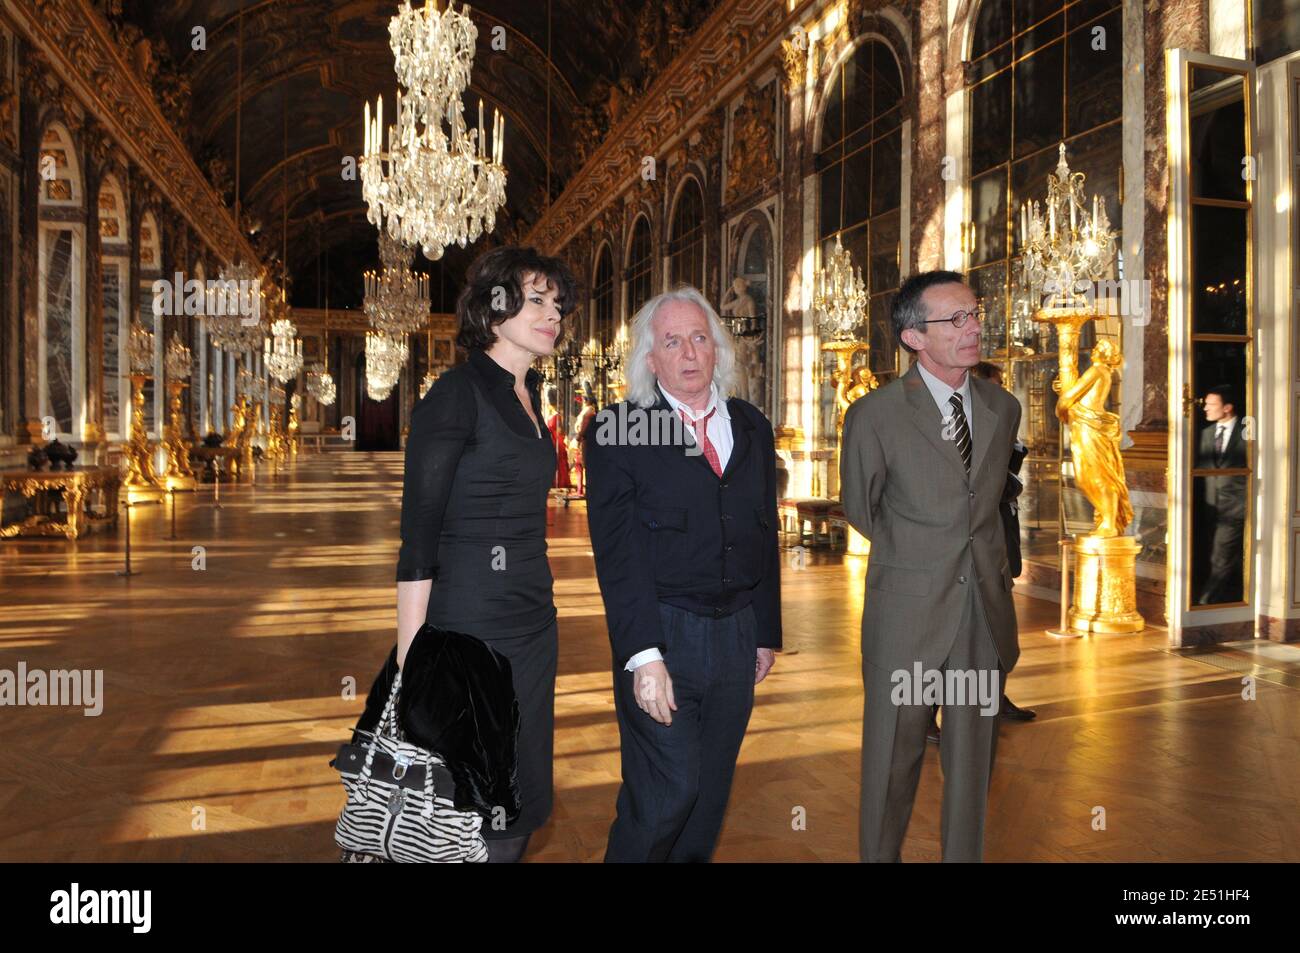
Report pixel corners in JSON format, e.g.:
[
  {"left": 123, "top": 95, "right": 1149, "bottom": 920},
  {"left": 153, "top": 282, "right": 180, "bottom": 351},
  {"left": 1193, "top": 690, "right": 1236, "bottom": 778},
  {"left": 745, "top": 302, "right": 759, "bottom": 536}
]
[{"left": 1000, "top": 695, "right": 1036, "bottom": 721}]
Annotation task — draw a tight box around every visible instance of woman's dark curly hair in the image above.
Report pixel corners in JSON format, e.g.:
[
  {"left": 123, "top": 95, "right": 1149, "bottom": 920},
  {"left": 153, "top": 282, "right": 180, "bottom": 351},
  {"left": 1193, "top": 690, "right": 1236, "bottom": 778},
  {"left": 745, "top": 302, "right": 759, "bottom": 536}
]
[{"left": 455, "top": 245, "right": 580, "bottom": 351}]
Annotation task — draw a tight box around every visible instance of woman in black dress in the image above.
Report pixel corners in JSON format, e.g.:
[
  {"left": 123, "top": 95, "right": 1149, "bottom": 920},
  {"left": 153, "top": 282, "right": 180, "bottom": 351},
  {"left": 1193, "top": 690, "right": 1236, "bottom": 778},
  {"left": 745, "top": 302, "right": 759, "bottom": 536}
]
[{"left": 394, "top": 246, "right": 577, "bottom": 863}]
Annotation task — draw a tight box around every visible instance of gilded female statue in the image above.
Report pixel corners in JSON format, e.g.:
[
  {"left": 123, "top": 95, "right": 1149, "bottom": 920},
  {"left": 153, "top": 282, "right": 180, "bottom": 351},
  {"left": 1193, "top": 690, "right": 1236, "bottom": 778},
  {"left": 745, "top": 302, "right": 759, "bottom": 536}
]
[{"left": 1053, "top": 338, "right": 1132, "bottom": 537}]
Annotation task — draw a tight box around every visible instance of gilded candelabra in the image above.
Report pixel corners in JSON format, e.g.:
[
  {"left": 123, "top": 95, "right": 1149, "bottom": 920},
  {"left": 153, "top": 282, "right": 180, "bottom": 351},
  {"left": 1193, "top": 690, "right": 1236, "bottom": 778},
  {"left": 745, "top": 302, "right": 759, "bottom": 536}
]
[
  {"left": 162, "top": 332, "right": 196, "bottom": 490},
  {"left": 1023, "top": 143, "right": 1142, "bottom": 634},
  {"left": 813, "top": 235, "right": 874, "bottom": 555},
  {"left": 287, "top": 394, "right": 301, "bottom": 459},
  {"left": 223, "top": 369, "right": 257, "bottom": 482},
  {"left": 265, "top": 383, "right": 288, "bottom": 464},
  {"left": 123, "top": 321, "right": 161, "bottom": 495}
]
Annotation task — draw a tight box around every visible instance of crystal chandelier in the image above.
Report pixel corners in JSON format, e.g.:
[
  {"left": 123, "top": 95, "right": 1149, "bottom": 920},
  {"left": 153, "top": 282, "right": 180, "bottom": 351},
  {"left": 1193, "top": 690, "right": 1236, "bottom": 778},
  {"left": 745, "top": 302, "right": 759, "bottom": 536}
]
[
  {"left": 812, "top": 234, "right": 868, "bottom": 340},
  {"left": 361, "top": 0, "right": 507, "bottom": 260},
  {"left": 209, "top": 260, "right": 265, "bottom": 352},
  {"left": 264, "top": 318, "right": 304, "bottom": 383},
  {"left": 365, "top": 330, "right": 408, "bottom": 400},
  {"left": 307, "top": 363, "right": 336, "bottom": 406},
  {"left": 1016, "top": 142, "right": 1117, "bottom": 319},
  {"left": 211, "top": 14, "right": 270, "bottom": 357},
  {"left": 364, "top": 231, "right": 431, "bottom": 335},
  {"left": 307, "top": 307, "right": 337, "bottom": 406}
]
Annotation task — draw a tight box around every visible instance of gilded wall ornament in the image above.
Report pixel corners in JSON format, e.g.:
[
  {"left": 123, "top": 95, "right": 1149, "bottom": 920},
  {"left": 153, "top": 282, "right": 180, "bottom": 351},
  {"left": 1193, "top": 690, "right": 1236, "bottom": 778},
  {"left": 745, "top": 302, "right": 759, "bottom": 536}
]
[{"left": 725, "top": 83, "right": 777, "bottom": 203}]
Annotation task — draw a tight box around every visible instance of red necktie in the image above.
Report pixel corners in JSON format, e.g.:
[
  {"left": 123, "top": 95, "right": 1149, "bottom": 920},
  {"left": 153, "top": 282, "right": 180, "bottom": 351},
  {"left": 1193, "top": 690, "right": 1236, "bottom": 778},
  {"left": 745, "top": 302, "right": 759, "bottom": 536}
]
[{"left": 680, "top": 408, "right": 722, "bottom": 477}]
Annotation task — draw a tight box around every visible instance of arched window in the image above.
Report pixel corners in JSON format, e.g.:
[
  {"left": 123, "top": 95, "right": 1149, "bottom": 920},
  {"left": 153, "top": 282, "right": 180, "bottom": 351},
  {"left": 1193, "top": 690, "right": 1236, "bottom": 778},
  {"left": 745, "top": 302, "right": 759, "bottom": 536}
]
[
  {"left": 593, "top": 244, "right": 615, "bottom": 338},
  {"left": 966, "top": 0, "right": 1122, "bottom": 566},
  {"left": 625, "top": 214, "right": 653, "bottom": 316},
  {"left": 37, "top": 123, "right": 84, "bottom": 439},
  {"left": 592, "top": 244, "right": 615, "bottom": 404},
  {"left": 138, "top": 209, "right": 162, "bottom": 437},
  {"left": 967, "top": 0, "right": 1122, "bottom": 354},
  {"left": 668, "top": 178, "right": 705, "bottom": 291},
  {"left": 817, "top": 40, "right": 904, "bottom": 377},
  {"left": 99, "top": 173, "right": 129, "bottom": 438},
  {"left": 1252, "top": 0, "right": 1300, "bottom": 65}
]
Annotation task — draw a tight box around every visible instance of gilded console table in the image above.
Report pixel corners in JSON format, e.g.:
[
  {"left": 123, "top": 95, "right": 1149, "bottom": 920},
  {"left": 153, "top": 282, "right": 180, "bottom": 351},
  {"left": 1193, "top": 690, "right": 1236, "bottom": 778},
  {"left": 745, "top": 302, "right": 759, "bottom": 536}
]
[{"left": 0, "top": 466, "right": 122, "bottom": 540}]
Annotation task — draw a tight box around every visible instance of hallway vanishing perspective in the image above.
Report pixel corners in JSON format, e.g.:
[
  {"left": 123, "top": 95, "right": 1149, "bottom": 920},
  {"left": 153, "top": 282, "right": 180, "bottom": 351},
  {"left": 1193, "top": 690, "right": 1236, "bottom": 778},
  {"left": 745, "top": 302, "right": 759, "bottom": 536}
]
[{"left": 1, "top": 454, "right": 1295, "bottom": 862}]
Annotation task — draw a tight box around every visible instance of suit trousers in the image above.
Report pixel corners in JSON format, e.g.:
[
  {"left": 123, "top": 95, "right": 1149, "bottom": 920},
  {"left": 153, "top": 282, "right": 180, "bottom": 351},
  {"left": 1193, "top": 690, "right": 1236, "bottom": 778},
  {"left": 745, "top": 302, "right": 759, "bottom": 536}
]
[
  {"left": 1200, "top": 515, "right": 1245, "bottom": 604},
  {"left": 605, "top": 602, "right": 757, "bottom": 862},
  {"left": 860, "top": 583, "right": 1004, "bottom": 862}
]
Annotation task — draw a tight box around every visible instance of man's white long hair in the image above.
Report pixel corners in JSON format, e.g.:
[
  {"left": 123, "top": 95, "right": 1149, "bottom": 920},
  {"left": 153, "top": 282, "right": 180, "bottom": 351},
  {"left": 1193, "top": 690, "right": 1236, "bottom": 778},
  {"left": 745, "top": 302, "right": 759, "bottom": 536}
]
[{"left": 624, "top": 285, "right": 737, "bottom": 409}]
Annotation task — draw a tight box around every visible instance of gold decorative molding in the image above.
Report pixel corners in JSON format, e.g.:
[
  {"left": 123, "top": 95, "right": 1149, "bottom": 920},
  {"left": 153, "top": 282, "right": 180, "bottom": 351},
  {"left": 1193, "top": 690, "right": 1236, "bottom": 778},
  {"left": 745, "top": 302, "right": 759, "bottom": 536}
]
[
  {"left": 290, "top": 308, "right": 457, "bottom": 337},
  {"left": 5, "top": 0, "right": 257, "bottom": 266},
  {"left": 725, "top": 81, "right": 778, "bottom": 205},
  {"left": 524, "top": 0, "right": 817, "bottom": 254},
  {"left": 1122, "top": 429, "right": 1169, "bottom": 472}
]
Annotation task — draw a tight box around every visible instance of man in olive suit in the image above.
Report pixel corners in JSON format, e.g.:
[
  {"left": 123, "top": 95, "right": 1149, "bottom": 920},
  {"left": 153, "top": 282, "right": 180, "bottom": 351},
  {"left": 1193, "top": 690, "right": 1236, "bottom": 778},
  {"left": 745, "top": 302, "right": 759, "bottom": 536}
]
[{"left": 841, "top": 270, "right": 1021, "bottom": 862}]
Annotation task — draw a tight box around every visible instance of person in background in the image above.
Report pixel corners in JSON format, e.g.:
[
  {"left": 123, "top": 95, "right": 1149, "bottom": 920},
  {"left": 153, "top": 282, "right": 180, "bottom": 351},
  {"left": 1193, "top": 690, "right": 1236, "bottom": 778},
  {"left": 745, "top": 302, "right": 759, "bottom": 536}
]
[{"left": 1195, "top": 385, "right": 1247, "bottom": 604}]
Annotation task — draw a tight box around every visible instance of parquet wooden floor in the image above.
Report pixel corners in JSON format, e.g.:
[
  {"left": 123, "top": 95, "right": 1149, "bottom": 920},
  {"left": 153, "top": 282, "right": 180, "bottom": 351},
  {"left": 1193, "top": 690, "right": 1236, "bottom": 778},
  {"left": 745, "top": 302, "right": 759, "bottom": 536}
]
[{"left": 1, "top": 453, "right": 1296, "bottom": 862}]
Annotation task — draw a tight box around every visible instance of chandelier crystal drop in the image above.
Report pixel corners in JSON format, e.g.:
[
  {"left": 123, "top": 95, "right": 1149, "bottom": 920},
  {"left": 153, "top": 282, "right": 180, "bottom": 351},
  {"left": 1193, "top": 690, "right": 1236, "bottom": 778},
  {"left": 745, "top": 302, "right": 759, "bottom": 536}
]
[
  {"left": 264, "top": 318, "right": 305, "bottom": 384},
  {"left": 361, "top": 0, "right": 507, "bottom": 260},
  {"left": 364, "top": 231, "right": 432, "bottom": 335},
  {"left": 1017, "top": 142, "right": 1118, "bottom": 319},
  {"left": 365, "top": 330, "right": 408, "bottom": 401},
  {"left": 812, "top": 234, "right": 868, "bottom": 340}
]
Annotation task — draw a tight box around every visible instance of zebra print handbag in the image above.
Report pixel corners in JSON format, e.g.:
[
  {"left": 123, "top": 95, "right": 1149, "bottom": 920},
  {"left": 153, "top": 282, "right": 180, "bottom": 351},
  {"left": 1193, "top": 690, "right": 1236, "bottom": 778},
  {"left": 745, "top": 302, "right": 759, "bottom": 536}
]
[{"left": 333, "top": 669, "right": 488, "bottom": 863}]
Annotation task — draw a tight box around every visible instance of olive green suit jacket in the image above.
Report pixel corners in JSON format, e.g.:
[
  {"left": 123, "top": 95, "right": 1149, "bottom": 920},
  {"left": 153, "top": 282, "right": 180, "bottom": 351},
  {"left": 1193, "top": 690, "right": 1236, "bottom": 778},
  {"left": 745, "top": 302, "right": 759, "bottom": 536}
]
[{"left": 840, "top": 362, "right": 1022, "bottom": 674}]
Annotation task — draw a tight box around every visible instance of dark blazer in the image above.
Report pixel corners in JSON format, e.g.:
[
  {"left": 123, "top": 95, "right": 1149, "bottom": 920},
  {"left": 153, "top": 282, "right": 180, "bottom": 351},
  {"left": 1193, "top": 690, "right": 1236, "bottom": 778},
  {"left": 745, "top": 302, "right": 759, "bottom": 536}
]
[
  {"left": 584, "top": 388, "right": 783, "bottom": 667},
  {"left": 1002, "top": 440, "right": 1027, "bottom": 579},
  {"left": 1197, "top": 419, "right": 1248, "bottom": 521},
  {"left": 841, "top": 363, "right": 1022, "bottom": 673}
]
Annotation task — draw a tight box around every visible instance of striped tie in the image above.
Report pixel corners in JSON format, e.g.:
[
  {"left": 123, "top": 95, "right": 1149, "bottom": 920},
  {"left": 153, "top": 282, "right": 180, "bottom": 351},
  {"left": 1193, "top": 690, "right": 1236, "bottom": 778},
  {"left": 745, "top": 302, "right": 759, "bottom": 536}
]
[{"left": 949, "top": 393, "right": 972, "bottom": 475}]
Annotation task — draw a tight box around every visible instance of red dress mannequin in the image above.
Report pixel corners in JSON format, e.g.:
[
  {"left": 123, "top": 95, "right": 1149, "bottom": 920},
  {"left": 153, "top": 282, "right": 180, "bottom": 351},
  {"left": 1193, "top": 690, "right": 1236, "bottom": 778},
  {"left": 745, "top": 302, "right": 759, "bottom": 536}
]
[
  {"left": 570, "top": 386, "right": 597, "bottom": 497},
  {"left": 545, "top": 389, "right": 570, "bottom": 489}
]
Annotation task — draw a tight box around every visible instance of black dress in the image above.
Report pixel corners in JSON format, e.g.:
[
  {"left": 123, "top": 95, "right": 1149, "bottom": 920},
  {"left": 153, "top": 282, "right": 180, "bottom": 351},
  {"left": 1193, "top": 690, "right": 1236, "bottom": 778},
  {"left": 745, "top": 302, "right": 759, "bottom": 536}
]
[{"left": 396, "top": 348, "right": 557, "bottom": 839}]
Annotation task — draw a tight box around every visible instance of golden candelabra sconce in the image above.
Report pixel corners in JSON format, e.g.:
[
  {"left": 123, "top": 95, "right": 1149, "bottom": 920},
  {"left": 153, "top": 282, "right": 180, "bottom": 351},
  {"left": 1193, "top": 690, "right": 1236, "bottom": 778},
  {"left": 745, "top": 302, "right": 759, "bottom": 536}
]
[
  {"left": 1022, "top": 144, "right": 1143, "bottom": 635},
  {"left": 223, "top": 368, "right": 258, "bottom": 482},
  {"left": 123, "top": 320, "right": 162, "bottom": 499},
  {"left": 162, "top": 332, "right": 197, "bottom": 491},
  {"left": 287, "top": 393, "right": 301, "bottom": 459},
  {"left": 813, "top": 235, "right": 875, "bottom": 557},
  {"left": 265, "top": 381, "right": 288, "bottom": 465}
]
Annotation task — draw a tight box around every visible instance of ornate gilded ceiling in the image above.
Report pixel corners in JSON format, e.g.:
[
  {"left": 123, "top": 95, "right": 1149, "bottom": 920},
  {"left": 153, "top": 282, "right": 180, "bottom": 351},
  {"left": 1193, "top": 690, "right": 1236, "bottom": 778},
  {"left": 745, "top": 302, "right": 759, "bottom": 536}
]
[{"left": 103, "top": 0, "right": 717, "bottom": 305}]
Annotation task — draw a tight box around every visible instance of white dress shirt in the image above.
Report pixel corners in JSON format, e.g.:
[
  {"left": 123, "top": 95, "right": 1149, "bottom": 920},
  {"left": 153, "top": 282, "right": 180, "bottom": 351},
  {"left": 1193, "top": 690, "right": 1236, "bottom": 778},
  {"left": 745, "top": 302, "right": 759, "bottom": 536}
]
[
  {"left": 916, "top": 361, "right": 974, "bottom": 443},
  {"left": 657, "top": 381, "right": 733, "bottom": 471},
  {"left": 625, "top": 381, "right": 733, "bottom": 672}
]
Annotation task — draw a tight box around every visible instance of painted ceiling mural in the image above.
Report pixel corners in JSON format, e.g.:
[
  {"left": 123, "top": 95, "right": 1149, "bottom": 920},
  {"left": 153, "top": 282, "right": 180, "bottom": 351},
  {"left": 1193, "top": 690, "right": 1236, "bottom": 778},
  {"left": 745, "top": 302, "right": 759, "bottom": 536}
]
[{"left": 97, "top": 0, "right": 719, "bottom": 306}]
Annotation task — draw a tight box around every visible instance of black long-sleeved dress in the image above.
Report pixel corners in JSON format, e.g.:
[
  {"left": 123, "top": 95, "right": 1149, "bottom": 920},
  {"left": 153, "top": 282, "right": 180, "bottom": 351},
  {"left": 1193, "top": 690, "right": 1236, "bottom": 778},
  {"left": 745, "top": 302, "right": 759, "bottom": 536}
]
[{"left": 396, "top": 347, "right": 557, "bottom": 839}]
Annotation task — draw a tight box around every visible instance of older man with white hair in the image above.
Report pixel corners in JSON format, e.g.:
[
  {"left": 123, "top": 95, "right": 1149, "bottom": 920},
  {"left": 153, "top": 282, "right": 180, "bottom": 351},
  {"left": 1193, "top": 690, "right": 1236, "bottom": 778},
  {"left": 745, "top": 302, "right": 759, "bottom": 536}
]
[{"left": 585, "top": 286, "right": 782, "bottom": 863}]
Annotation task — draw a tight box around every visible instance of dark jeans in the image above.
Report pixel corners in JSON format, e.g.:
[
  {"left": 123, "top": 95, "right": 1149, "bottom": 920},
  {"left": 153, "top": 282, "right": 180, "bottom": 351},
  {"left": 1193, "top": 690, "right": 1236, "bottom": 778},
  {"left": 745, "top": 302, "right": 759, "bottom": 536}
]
[{"left": 605, "top": 602, "right": 757, "bottom": 863}]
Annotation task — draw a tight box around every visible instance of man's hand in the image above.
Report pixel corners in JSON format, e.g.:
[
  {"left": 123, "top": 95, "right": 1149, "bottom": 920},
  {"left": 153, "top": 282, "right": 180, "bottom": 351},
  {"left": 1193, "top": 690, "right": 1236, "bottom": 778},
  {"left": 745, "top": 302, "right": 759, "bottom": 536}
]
[
  {"left": 755, "top": 648, "right": 775, "bottom": 684},
  {"left": 633, "top": 660, "right": 677, "bottom": 725}
]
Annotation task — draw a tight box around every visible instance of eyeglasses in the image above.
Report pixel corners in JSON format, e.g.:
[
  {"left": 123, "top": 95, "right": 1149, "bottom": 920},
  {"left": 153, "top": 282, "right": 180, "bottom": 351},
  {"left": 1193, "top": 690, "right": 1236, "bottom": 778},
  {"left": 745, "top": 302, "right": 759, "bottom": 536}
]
[{"left": 921, "top": 305, "right": 985, "bottom": 328}]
